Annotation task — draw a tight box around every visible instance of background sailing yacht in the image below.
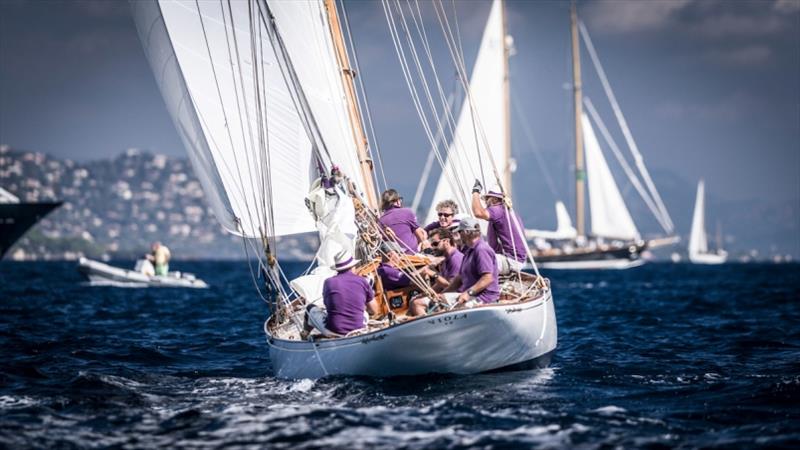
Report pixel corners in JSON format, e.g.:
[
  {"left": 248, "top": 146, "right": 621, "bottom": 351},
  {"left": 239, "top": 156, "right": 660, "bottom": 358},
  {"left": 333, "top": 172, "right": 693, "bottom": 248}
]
[
  {"left": 688, "top": 179, "right": 727, "bottom": 264},
  {"left": 525, "top": 4, "right": 679, "bottom": 270},
  {"left": 417, "top": 1, "right": 678, "bottom": 270}
]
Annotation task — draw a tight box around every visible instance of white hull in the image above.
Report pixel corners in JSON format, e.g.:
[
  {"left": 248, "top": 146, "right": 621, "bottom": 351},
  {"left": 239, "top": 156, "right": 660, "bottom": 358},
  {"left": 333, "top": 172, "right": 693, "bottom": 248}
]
[
  {"left": 536, "top": 258, "right": 645, "bottom": 270},
  {"left": 266, "top": 291, "right": 557, "bottom": 379},
  {"left": 689, "top": 252, "right": 727, "bottom": 265},
  {"left": 77, "top": 258, "right": 208, "bottom": 288}
]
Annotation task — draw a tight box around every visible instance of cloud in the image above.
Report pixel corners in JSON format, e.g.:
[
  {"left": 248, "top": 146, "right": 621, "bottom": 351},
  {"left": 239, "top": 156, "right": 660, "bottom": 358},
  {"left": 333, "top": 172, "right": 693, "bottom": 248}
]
[
  {"left": 707, "top": 45, "right": 773, "bottom": 66},
  {"left": 774, "top": 0, "right": 800, "bottom": 13},
  {"left": 655, "top": 92, "right": 762, "bottom": 122},
  {"left": 693, "top": 13, "right": 786, "bottom": 38},
  {"left": 583, "top": 0, "right": 692, "bottom": 33},
  {"left": 583, "top": 0, "right": 797, "bottom": 38}
]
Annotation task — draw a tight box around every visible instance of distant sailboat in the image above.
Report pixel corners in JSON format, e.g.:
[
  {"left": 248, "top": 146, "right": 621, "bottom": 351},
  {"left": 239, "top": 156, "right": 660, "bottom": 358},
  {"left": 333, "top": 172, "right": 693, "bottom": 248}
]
[
  {"left": 526, "top": 4, "right": 678, "bottom": 270},
  {"left": 688, "top": 179, "right": 727, "bottom": 264}
]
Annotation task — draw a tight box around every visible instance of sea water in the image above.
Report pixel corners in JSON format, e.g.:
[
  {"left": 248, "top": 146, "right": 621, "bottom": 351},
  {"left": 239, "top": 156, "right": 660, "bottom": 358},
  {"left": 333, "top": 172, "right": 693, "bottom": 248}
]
[{"left": 0, "top": 261, "right": 798, "bottom": 448}]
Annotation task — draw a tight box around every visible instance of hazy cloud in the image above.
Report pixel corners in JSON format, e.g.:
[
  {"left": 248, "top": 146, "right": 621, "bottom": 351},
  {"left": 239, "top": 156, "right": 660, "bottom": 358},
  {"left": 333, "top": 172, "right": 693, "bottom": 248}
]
[
  {"left": 774, "top": 0, "right": 800, "bottom": 13},
  {"left": 583, "top": 0, "right": 692, "bottom": 33},
  {"left": 707, "top": 44, "right": 773, "bottom": 67},
  {"left": 655, "top": 91, "right": 762, "bottom": 122}
]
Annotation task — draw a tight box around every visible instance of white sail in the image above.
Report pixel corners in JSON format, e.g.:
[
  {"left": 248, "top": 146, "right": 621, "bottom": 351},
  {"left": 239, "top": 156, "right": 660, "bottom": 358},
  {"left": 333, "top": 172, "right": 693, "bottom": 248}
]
[
  {"left": 425, "top": 0, "right": 507, "bottom": 225},
  {"left": 688, "top": 179, "right": 708, "bottom": 256},
  {"left": 582, "top": 113, "right": 639, "bottom": 240},
  {"left": 132, "top": 0, "right": 363, "bottom": 239},
  {"left": 525, "top": 201, "right": 577, "bottom": 240}
]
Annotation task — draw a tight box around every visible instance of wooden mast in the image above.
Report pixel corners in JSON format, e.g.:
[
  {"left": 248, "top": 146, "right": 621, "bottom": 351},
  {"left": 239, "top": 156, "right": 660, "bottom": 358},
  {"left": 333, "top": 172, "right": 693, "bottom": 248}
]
[
  {"left": 570, "top": 1, "right": 586, "bottom": 237},
  {"left": 323, "top": 0, "right": 378, "bottom": 210},
  {"left": 501, "top": 0, "right": 512, "bottom": 198}
]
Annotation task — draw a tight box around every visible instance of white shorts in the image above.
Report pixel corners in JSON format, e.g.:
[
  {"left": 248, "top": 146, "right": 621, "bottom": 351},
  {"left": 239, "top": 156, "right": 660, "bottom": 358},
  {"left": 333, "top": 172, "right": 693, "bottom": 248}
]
[{"left": 496, "top": 254, "right": 524, "bottom": 275}]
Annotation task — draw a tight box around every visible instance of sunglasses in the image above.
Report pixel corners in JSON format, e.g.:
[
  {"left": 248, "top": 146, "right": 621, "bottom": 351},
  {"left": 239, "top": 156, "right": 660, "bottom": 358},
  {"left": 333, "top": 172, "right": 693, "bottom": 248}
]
[
  {"left": 430, "top": 240, "right": 441, "bottom": 246},
  {"left": 437, "top": 212, "right": 454, "bottom": 217}
]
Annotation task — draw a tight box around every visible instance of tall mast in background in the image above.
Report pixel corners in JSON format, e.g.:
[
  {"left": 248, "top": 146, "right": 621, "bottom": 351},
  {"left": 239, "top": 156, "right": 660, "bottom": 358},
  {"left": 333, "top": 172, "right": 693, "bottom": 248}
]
[
  {"left": 570, "top": 1, "right": 586, "bottom": 237},
  {"left": 501, "top": 0, "right": 512, "bottom": 198},
  {"left": 324, "top": 0, "right": 378, "bottom": 209}
]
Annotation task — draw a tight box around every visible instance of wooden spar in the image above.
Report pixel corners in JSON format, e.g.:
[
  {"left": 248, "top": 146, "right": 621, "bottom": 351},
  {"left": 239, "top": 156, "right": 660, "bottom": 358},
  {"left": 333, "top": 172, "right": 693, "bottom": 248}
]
[
  {"left": 501, "top": 0, "right": 512, "bottom": 198},
  {"left": 570, "top": 1, "right": 586, "bottom": 237},
  {"left": 323, "top": 0, "right": 378, "bottom": 210}
]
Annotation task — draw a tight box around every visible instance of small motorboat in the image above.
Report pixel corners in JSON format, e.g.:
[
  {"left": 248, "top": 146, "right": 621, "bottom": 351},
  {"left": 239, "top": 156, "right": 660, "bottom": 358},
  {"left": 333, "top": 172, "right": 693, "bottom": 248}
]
[{"left": 77, "top": 257, "right": 208, "bottom": 288}]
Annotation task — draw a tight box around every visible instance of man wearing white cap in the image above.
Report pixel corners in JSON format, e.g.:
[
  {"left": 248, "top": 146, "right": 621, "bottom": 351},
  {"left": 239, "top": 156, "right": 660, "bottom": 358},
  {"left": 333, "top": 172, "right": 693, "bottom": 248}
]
[
  {"left": 305, "top": 250, "right": 379, "bottom": 337},
  {"left": 470, "top": 180, "right": 528, "bottom": 275}
]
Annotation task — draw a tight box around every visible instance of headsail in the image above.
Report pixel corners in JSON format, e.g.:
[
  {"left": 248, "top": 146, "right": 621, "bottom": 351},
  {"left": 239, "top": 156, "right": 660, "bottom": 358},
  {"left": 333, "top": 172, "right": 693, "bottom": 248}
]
[
  {"left": 132, "top": 0, "right": 365, "bottom": 239},
  {"left": 525, "top": 202, "right": 577, "bottom": 240},
  {"left": 688, "top": 179, "right": 708, "bottom": 256},
  {"left": 424, "top": 0, "right": 507, "bottom": 226},
  {"left": 582, "top": 113, "right": 639, "bottom": 240}
]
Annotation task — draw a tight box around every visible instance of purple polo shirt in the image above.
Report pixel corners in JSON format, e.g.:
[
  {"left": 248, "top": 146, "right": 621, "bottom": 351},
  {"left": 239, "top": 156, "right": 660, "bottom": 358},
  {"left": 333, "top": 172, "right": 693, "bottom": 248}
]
[
  {"left": 379, "top": 206, "right": 420, "bottom": 254},
  {"left": 322, "top": 271, "right": 372, "bottom": 335},
  {"left": 440, "top": 248, "right": 464, "bottom": 280},
  {"left": 377, "top": 263, "right": 411, "bottom": 290},
  {"left": 486, "top": 204, "right": 527, "bottom": 263},
  {"left": 459, "top": 238, "right": 499, "bottom": 303},
  {"left": 423, "top": 218, "right": 461, "bottom": 233}
]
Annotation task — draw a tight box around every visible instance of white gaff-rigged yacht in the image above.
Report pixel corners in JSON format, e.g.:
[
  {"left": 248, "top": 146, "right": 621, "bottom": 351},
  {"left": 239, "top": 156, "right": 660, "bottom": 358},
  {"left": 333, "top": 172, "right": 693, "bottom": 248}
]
[
  {"left": 688, "top": 180, "right": 727, "bottom": 265},
  {"left": 133, "top": 0, "right": 556, "bottom": 379}
]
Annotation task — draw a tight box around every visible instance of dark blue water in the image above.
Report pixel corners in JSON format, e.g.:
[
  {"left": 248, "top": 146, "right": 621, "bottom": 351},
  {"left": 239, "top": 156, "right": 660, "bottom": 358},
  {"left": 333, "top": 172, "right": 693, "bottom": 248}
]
[{"left": 1, "top": 261, "right": 798, "bottom": 448}]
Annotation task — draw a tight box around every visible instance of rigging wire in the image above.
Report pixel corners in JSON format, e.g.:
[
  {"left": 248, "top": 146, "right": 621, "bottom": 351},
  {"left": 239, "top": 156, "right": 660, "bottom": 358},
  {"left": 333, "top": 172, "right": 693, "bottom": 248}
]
[
  {"left": 511, "top": 98, "right": 560, "bottom": 199},
  {"left": 338, "top": 0, "right": 389, "bottom": 192}
]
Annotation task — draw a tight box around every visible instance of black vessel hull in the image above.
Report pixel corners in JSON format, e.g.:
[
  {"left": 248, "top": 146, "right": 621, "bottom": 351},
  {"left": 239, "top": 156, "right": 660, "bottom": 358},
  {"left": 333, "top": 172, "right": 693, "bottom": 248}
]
[
  {"left": 531, "top": 241, "right": 647, "bottom": 270},
  {"left": 0, "top": 202, "right": 62, "bottom": 258}
]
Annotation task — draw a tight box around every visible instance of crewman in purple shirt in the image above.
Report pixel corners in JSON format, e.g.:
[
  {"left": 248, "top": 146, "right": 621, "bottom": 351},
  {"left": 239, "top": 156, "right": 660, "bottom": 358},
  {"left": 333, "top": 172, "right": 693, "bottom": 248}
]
[
  {"left": 427, "top": 227, "right": 463, "bottom": 292},
  {"left": 470, "top": 180, "right": 528, "bottom": 275},
  {"left": 377, "top": 241, "right": 436, "bottom": 291},
  {"left": 378, "top": 189, "right": 428, "bottom": 254},
  {"left": 409, "top": 217, "right": 498, "bottom": 316},
  {"left": 304, "top": 250, "right": 380, "bottom": 337},
  {"left": 423, "top": 199, "right": 461, "bottom": 233}
]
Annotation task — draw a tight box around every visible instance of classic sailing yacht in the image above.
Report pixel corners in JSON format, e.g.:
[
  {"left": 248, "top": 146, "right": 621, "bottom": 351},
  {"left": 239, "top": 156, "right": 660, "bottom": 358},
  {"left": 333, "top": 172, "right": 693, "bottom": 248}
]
[
  {"left": 688, "top": 179, "right": 727, "bottom": 264},
  {"left": 526, "top": 4, "right": 678, "bottom": 269},
  {"left": 133, "top": 0, "right": 556, "bottom": 379},
  {"left": 420, "top": 2, "right": 676, "bottom": 270}
]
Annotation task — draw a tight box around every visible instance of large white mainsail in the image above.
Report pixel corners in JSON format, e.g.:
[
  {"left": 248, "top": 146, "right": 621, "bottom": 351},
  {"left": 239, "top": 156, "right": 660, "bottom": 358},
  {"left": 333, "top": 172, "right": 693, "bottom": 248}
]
[
  {"left": 582, "top": 113, "right": 639, "bottom": 241},
  {"left": 132, "top": 0, "right": 364, "bottom": 240},
  {"left": 688, "top": 179, "right": 708, "bottom": 256},
  {"left": 424, "top": 0, "right": 507, "bottom": 226}
]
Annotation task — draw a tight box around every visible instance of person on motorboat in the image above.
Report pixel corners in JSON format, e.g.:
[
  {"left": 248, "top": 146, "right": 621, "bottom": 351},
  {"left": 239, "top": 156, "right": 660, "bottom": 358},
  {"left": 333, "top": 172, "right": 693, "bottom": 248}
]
[
  {"left": 426, "top": 227, "right": 463, "bottom": 292},
  {"left": 305, "top": 250, "right": 380, "bottom": 338},
  {"left": 423, "top": 199, "right": 460, "bottom": 233},
  {"left": 146, "top": 242, "right": 171, "bottom": 276},
  {"left": 378, "top": 241, "right": 437, "bottom": 291},
  {"left": 470, "top": 180, "right": 527, "bottom": 275},
  {"left": 409, "top": 217, "right": 499, "bottom": 316},
  {"left": 378, "top": 188, "right": 429, "bottom": 254}
]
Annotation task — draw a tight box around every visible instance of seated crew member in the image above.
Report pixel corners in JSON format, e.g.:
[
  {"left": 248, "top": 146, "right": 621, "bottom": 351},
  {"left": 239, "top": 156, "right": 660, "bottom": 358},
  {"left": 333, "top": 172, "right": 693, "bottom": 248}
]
[
  {"left": 378, "top": 241, "right": 437, "bottom": 290},
  {"left": 423, "top": 199, "right": 460, "bottom": 233},
  {"left": 146, "top": 241, "right": 171, "bottom": 276},
  {"left": 305, "top": 250, "right": 380, "bottom": 337},
  {"left": 378, "top": 188, "right": 428, "bottom": 254},
  {"left": 470, "top": 180, "right": 528, "bottom": 275},
  {"left": 427, "top": 227, "right": 463, "bottom": 292},
  {"left": 409, "top": 217, "right": 499, "bottom": 316}
]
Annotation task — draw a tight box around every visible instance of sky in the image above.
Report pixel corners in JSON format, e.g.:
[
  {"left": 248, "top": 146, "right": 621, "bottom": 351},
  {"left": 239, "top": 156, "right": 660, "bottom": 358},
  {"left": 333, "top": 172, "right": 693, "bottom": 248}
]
[{"left": 1, "top": 0, "right": 798, "bottom": 255}]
